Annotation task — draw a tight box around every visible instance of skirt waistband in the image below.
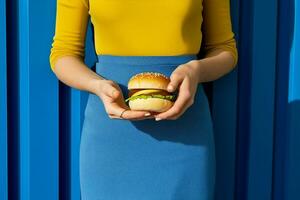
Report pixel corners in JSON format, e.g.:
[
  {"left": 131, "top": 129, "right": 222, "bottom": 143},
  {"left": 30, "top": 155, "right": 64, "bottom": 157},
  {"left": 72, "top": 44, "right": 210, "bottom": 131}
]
[{"left": 96, "top": 54, "right": 198, "bottom": 65}]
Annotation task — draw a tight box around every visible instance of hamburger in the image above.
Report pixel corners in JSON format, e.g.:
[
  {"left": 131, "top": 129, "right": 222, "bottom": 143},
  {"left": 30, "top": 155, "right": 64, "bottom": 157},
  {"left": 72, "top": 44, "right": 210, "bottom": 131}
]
[{"left": 125, "top": 72, "right": 178, "bottom": 112}]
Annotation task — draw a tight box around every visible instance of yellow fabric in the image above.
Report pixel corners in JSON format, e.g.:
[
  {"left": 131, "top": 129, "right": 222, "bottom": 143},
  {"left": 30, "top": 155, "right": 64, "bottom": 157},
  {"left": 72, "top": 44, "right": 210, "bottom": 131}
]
[{"left": 49, "top": 0, "right": 238, "bottom": 71}]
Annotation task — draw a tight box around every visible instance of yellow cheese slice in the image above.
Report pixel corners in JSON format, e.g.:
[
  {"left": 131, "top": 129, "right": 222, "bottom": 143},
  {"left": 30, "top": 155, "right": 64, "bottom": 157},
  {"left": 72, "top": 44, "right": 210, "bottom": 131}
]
[{"left": 131, "top": 89, "right": 162, "bottom": 97}]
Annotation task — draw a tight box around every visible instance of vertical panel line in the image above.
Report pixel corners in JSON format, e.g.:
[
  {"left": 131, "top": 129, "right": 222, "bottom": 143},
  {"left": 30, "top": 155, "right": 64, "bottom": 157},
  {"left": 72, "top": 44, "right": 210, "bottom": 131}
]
[
  {"left": 59, "top": 83, "right": 71, "bottom": 200},
  {"left": 6, "top": 0, "right": 20, "bottom": 199},
  {"left": 234, "top": 0, "right": 253, "bottom": 198}
]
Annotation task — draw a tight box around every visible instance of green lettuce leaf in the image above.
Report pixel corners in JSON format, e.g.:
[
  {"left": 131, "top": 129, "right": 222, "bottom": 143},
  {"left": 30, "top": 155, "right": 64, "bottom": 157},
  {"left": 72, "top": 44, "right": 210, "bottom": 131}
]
[{"left": 125, "top": 93, "right": 177, "bottom": 103}]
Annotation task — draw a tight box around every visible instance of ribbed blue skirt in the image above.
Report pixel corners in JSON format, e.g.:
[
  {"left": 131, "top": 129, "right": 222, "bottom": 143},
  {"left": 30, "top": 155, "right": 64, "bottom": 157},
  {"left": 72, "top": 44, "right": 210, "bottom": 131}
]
[{"left": 80, "top": 54, "right": 216, "bottom": 200}]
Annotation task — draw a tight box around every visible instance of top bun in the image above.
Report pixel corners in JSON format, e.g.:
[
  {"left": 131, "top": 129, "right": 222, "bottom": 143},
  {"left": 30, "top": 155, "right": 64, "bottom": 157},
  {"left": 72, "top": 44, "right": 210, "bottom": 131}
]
[{"left": 128, "top": 72, "right": 170, "bottom": 90}]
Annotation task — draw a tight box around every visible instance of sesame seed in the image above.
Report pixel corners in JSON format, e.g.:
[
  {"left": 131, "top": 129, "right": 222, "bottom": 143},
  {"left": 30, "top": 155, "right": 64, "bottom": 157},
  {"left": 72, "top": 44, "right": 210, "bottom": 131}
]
[{"left": 129, "top": 72, "right": 169, "bottom": 81}]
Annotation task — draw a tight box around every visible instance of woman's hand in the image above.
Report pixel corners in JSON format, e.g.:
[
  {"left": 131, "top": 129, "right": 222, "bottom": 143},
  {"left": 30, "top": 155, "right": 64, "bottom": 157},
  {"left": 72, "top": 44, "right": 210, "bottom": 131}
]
[
  {"left": 154, "top": 60, "right": 202, "bottom": 121},
  {"left": 93, "top": 79, "right": 154, "bottom": 120}
]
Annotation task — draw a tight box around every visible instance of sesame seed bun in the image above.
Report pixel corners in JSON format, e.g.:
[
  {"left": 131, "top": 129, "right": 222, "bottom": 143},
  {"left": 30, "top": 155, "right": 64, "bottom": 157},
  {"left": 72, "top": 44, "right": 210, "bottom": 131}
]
[{"left": 128, "top": 72, "right": 170, "bottom": 90}]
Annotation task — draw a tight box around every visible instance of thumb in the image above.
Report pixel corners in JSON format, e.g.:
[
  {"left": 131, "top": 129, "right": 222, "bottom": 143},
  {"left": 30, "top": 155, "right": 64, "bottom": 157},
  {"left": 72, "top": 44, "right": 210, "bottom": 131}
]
[{"left": 167, "top": 73, "right": 183, "bottom": 93}]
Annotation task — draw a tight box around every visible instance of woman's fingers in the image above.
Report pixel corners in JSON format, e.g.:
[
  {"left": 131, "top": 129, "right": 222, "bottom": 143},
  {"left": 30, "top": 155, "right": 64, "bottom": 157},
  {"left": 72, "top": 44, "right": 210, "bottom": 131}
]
[
  {"left": 98, "top": 79, "right": 155, "bottom": 120},
  {"left": 108, "top": 113, "right": 155, "bottom": 121},
  {"left": 167, "top": 71, "right": 184, "bottom": 93},
  {"left": 154, "top": 78, "right": 193, "bottom": 120},
  {"left": 119, "top": 108, "right": 151, "bottom": 120},
  {"left": 106, "top": 101, "right": 151, "bottom": 120}
]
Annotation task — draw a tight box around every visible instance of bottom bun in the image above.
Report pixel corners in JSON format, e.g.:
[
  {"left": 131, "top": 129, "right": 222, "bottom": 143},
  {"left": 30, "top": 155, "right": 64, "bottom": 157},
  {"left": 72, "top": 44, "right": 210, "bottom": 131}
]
[{"left": 128, "top": 98, "right": 174, "bottom": 112}]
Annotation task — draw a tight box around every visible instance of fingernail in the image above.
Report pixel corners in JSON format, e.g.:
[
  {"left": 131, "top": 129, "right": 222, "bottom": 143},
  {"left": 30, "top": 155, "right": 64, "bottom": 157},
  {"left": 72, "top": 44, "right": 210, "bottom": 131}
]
[
  {"left": 155, "top": 117, "right": 162, "bottom": 121},
  {"left": 144, "top": 113, "right": 151, "bottom": 116},
  {"left": 167, "top": 85, "right": 173, "bottom": 91}
]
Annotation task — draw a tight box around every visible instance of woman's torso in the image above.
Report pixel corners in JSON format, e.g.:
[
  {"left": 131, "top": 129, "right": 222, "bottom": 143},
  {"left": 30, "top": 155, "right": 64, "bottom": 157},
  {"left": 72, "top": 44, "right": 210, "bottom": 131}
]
[{"left": 89, "top": 0, "right": 203, "bottom": 56}]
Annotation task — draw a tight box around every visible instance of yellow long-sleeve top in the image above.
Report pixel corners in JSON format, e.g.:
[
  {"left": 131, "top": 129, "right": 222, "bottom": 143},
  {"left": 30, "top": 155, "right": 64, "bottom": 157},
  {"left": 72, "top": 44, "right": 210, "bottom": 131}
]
[{"left": 49, "top": 0, "right": 238, "bottom": 71}]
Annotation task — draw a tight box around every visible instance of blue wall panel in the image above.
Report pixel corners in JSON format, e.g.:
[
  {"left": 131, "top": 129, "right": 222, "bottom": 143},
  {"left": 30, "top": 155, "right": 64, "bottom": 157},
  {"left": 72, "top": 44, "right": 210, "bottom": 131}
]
[
  {"left": 212, "top": 0, "right": 239, "bottom": 199},
  {"left": 18, "top": 0, "right": 59, "bottom": 199},
  {"left": 272, "top": 0, "right": 297, "bottom": 199},
  {"left": 0, "top": 0, "right": 8, "bottom": 199},
  {"left": 1, "top": 0, "right": 300, "bottom": 199},
  {"left": 247, "top": 0, "right": 278, "bottom": 199},
  {"left": 19, "top": 0, "right": 30, "bottom": 198}
]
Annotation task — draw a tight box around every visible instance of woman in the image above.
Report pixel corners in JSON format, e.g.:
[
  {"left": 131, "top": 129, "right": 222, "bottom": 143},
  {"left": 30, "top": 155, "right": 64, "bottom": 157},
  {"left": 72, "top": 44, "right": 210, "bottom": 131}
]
[{"left": 49, "top": 0, "right": 238, "bottom": 199}]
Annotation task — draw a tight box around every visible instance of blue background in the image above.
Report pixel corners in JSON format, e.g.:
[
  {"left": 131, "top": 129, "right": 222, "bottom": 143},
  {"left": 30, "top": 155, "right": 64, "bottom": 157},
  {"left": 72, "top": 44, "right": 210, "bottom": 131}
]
[{"left": 0, "top": 0, "right": 299, "bottom": 199}]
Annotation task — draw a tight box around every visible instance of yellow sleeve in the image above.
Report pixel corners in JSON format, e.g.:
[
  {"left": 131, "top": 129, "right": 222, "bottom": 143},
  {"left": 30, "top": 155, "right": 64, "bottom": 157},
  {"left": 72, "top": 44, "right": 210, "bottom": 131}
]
[
  {"left": 202, "top": 0, "right": 238, "bottom": 66},
  {"left": 49, "top": 0, "right": 89, "bottom": 71}
]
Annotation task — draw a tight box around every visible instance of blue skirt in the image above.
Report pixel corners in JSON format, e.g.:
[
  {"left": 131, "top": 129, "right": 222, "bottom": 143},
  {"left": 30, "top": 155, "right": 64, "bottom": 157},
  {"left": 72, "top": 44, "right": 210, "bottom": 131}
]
[{"left": 80, "top": 54, "right": 216, "bottom": 200}]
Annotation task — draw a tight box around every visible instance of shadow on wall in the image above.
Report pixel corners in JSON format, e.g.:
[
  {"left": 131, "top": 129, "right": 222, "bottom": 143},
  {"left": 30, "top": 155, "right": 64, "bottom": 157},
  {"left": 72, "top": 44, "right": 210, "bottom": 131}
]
[{"left": 273, "top": 0, "right": 297, "bottom": 199}]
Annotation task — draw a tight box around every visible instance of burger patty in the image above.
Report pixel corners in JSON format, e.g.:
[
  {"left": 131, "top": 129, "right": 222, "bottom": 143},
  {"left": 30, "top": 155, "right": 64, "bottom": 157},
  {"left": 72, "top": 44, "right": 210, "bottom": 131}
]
[{"left": 128, "top": 89, "right": 171, "bottom": 97}]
